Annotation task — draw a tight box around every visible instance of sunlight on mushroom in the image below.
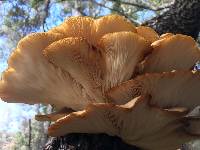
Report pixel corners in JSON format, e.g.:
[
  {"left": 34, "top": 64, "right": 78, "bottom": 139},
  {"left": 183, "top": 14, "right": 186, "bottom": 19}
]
[{"left": 1, "top": 14, "right": 200, "bottom": 149}]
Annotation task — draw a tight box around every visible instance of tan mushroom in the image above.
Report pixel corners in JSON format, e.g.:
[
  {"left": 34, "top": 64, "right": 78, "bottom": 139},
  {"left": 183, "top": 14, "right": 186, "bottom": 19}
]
[
  {"left": 159, "top": 33, "right": 174, "bottom": 39},
  {"left": 49, "top": 16, "right": 94, "bottom": 41},
  {"left": 0, "top": 33, "right": 80, "bottom": 109},
  {"left": 98, "top": 31, "right": 150, "bottom": 90},
  {"left": 35, "top": 107, "right": 74, "bottom": 121},
  {"left": 1, "top": 14, "right": 200, "bottom": 149},
  {"left": 136, "top": 26, "right": 159, "bottom": 43},
  {"left": 91, "top": 14, "right": 136, "bottom": 45},
  {"left": 48, "top": 95, "right": 198, "bottom": 150},
  {"left": 49, "top": 14, "right": 136, "bottom": 46},
  {"left": 107, "top": 71, "right": 200, "bottom": 109},
  {"left": 0, "top": 15, "right": 150, "bottom": 111},
  {"left": 44, "top": 37, "right": 105, "bottom": 102},
  {"left": 138, "top": 34, "right": 200, "bottom": 74}
]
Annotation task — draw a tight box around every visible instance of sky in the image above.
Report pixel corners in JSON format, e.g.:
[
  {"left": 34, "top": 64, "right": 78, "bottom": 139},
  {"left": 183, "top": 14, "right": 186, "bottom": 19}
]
[
  {"left": 0, "top": 35, "right": 36, "bottom": 133},
  {"left": 0, "top": 1, "right": 156, "bottom": 133},
  {"left": 0, "top": 52, "right": 35, "bottom": 132}
]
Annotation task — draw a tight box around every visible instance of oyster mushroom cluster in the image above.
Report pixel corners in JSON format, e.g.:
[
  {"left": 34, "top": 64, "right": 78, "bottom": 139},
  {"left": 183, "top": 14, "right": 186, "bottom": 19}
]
[{"left": 1, "top": 14, "right": 200, "bottom": 150}]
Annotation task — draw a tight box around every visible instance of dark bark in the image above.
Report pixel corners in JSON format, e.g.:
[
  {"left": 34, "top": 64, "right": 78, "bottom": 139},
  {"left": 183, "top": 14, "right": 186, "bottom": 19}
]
[
  {"left": 144, "top": 0, "right": 200, "bottom": 39},
  {"left": 44, "top": 134, "right": 140, "bottom": 150}
]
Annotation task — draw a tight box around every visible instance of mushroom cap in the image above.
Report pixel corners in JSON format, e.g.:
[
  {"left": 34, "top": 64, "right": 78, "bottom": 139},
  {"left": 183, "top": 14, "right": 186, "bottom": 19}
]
[
  {"left": 91, "top": 14, "right": 136, "bottom": 45},
  {"left": 44, "top": 37, "right": 105, "bottom": 102},
  {"left": 0, "top": 15, "right": 150, "bottom": 111},
  {"left": 159, "top": 33, "right": 174, "bottom": 39},
  {"left": 139, "top": 34, "right": 200, "bottom": 74},
  {"left": 107, "top": 71, "right": 200, "bottom": 110},
  {"left": 49, "top": 14, "right": 136, "bottom": 46},
  {"left": 136, "top": 26, "right": 159, "bottom": 43},
  {"left": 0, "top": 33, "right": 73, "bottom": 108},
  {"left": 48, "top": 95, "right": 196, "bottom": 150},
  {"left": 49, "top": 16, "right": 94, "bottom": 42},
  {"left": 98, "top": 32, "right": 150, "bottom": 90},
  {"left": 35, "top": 107, "right": 74, "bottom": 122}
]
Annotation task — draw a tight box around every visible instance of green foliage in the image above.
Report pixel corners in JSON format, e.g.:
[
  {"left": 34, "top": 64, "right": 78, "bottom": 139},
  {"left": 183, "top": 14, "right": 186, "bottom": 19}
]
[
  {"left": 149, "top": 0, "right": 162, "bottom": 4},
  {"left": 8, "top": 105, "right": 51, "bottom": 149},
  {"left": 30, "top": 0, "right": 45, "bottom": 8},
  {"left": 13, "top": 132, "right": 28, "bottom": 149}
]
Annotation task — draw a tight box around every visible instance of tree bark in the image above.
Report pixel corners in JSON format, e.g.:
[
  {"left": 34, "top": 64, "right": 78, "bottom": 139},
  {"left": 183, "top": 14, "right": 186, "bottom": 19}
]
[
  {"left": 144, "top": 0, "right": 200, "bottom": 39},
  {"left": 44, "top": 133, "right": 140, "bottom": 150}
]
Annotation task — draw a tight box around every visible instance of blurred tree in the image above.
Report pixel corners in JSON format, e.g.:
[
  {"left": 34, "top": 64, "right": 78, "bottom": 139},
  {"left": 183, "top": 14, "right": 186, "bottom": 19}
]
[{"left": 8, "top": 104, "right": 52, "bottom": 150}]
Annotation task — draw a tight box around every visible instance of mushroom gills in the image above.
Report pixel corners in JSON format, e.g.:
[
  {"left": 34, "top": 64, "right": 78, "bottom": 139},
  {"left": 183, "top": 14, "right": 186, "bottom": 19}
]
[{"left": 35, "top": 107, "right": 75, "bottom": 122}]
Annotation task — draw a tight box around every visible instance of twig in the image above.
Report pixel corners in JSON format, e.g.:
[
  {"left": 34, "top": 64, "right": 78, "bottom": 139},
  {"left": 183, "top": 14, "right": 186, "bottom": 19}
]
[
  {"left": 108, "top": 0, "right": 170, "bottom": 11},
  {"left": 28, "top": 119, "right": 32, "bottom": 150},
  {"left": 42, "top": 0, "right": 51, "bottom": 32},
  {"left": 94, "top": 1, "right": 139, "bottom": 25}
]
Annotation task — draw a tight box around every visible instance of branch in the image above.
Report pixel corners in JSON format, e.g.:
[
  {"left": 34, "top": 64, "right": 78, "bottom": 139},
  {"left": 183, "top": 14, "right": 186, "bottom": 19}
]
[
  {"left": 108, "top": 0, "right": 170, "bottom": 11},
  {"left": 42, "top": 0, "right": 51, "bottom": 32},
  {"left": 93, "top": 1, "right": 139, "bottom": 25},
  {"left": 28, "top": 119, "right": 32, "bottom": 150},
  {"left": 74, "top": 0, "right": 87, "bottom": 16}
]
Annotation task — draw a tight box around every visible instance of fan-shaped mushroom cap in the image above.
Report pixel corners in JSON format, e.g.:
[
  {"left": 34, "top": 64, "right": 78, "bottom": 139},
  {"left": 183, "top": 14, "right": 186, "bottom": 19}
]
[
  {"left": 49, "top": 16, "right": 94, "bottom": 42},
  {"left": 159, "top": 33, "right": 174, "bottom": 39},
  {"left": 49, "top": 15, "right": 136, "bottom": 46},
  {"left": 44, "top": 37, "right": 105, "bottom": 102},
  {"left": 107, "top": 71, "right": 200, "bottom": 110},
  {"left": 44, "top": 31, "right": 150, "bottom": 96},
  {"left": 139, "top": 34, "right": 200, "bottom": 73},
  {"left": 0, "top": 33, "right": 94, "bottom": 110},
  {"left": 136, "top": 26, "right": 159, "bottom": 43},
  {"left": 0, "top": 15, "right": 151, "bottom": 111},
  {"left": 35, "top": 107, "right": 74, "bottom": 122},
  {"left": 98, "top": 32, "right": 150, "bottom": 90},
  {"left": 91, "top": 14, "right": 136, "bottom": 45},
  {"left": 48, "top": 95, "right": 196, "bottom": 150}
]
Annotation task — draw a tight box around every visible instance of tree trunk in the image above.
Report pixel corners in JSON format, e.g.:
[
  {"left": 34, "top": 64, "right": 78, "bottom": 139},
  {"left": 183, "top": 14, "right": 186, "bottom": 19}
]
[
  {"left": 144, "top": 0, "right": 200, "bottom": 39},
  {"left": 28, "top": 119, "right": 32, "bottom": 150},
  {"left": 44, "top": 133, "right": 140, "bottom": 150}
]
